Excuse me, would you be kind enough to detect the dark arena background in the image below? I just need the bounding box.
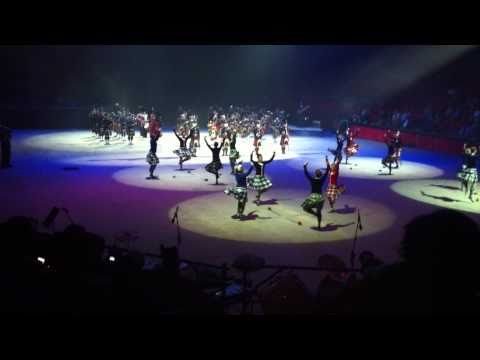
[1,45,480,316]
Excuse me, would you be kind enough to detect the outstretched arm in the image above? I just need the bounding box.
[246,165,254,176]
[265,152,276,164]
[303,162,312,181]
[204,136,212,150]
[174,129,181,140]
[325,155,331,171]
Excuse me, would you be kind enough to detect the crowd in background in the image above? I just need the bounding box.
[347,89,480,141]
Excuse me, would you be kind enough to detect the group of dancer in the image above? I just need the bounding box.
[88,103,478,227]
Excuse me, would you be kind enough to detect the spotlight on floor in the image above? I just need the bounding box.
[108,256,115,262]
[37,257,46,264]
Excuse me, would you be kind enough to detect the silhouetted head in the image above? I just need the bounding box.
[314,169,322,178]
[214,142,219,148]
[257,154,263,162]
[235,162,244,174]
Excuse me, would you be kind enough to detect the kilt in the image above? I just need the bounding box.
[344,144,359,156]
[146,152,159,165]
[248,175,272,191]
[301,192,324,210]
[326,184,345,202]
[205,160,223,173]
[229,148,240,160]
[127,129,135,137]
[173,147,193,158]
[224,186,248,202]
[458,168,478,183]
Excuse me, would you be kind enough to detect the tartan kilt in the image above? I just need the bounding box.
[459,168,478,183]
[326,184,345,202]
[205,160,223,173]
[248,175,272,191]
[224,186,248,202]
[127,129,135,137]
[301,193,324,210]
[344,143,359,156]
[146,152,159,165]
[173,147,193,158]
[229,148,240,160]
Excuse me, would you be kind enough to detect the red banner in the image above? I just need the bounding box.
[351,125,463,155]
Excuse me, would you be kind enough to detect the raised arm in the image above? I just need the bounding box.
[174,129,181,140]
[303,162,312,181]
[325,155,331,171]
[250,151,257,164]
[264,152,276,164]
[204,136,212,150]
[245,165,254,176]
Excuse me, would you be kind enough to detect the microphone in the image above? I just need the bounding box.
[171,206,179,224]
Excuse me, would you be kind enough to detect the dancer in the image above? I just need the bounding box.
[458,144,479,202]
[392,130,403,167]
[204,136,226,184]
[328,129,346,163]
[248,150,275,205]
[173,128,192,170]
[382,129,402,174]
[148,112,161,154]
[302,161,328,229]
[146,151,159,180]
[326,155,345,212]
[224,161,254,219]
[228,131,240,174]
[344,127,359,164]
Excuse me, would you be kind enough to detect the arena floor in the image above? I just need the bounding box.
[1,129,479,292]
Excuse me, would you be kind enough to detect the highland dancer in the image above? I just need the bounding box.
[173,128,192,170]
[344,127,359,164]
[458,144,479,202]
[146,151,159,180]
[326,155,345,212]
[382,129,402,174]
[248,150,275,205]
[302,161,328,229]
[328,129,346,163]
[228,131,240,174]
[205,136,226,184]
[224,161,254,219]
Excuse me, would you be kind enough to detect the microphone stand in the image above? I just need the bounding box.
[350,209,361,269]
[171,207,181,246]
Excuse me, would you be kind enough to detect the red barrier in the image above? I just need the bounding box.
[351,125,464,155]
